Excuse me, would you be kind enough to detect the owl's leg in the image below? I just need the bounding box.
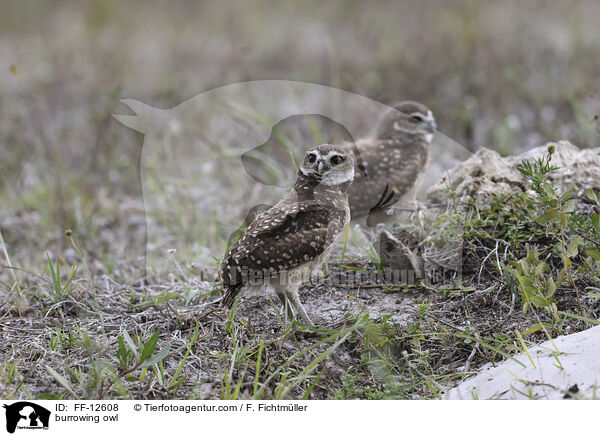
[273,285,294,323]
[286,287,314,327]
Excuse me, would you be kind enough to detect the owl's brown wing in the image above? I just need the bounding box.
[220,202,346,307]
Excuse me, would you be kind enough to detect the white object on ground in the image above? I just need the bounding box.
[445,325,600,399]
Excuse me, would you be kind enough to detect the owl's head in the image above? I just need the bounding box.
[299,144,355,187]
[375,101,436,142]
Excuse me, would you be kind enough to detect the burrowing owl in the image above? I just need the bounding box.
[220,144,355,326]
[347,101,436,225]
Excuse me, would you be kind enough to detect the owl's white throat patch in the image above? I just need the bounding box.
[320,167,354,186]
[393,121,412,133]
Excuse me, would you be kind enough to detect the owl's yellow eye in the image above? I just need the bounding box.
[308,153,317,163]
[331,155,344,165]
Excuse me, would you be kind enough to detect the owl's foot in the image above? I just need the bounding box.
[287,289,315,327]
[274,288,295,324]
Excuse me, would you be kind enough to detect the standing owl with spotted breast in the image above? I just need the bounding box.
[219,144,355,326]
[347,101,436,225]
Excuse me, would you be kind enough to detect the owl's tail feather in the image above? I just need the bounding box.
[221,284,243,309]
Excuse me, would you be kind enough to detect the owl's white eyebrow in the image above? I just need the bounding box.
[324,150,344,159]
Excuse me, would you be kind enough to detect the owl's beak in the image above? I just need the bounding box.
[317,160,329,174]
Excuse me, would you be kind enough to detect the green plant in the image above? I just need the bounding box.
[44,253,79,302]
[48,327,83,351]
[101,329,170,398]
[505,244,560,322]
[516,145,583,315]
[64,229,97,302]
[45,329,171,400]
[580,189,600,260]
[166,322,200,391]
[0,229,21,298]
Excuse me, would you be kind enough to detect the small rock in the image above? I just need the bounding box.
[427,141,600,206]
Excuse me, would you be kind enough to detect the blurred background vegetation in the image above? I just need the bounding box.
[1,0,600,273]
